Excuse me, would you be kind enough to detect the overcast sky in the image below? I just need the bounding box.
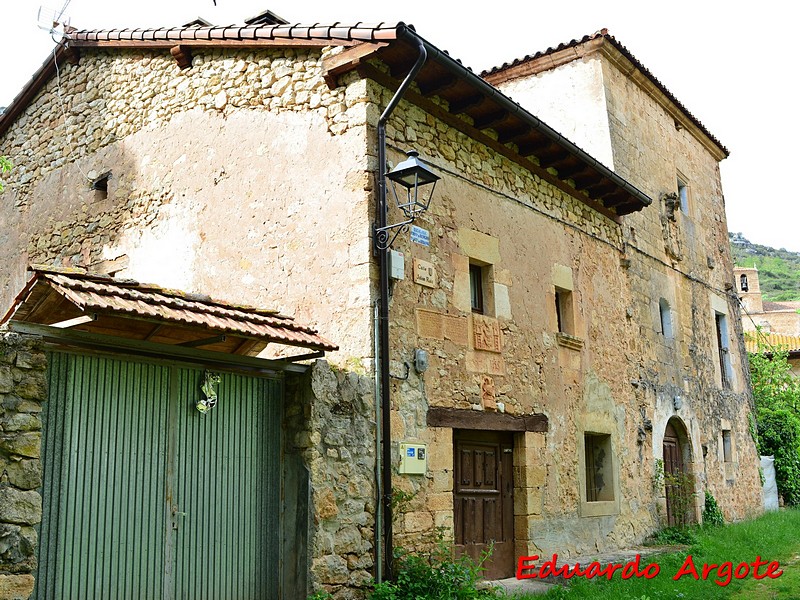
[1,0,797,252]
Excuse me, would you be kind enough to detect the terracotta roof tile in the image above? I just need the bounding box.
[67,22,403,45]
[481,30,728,157]
[745,331,800,354]
[4,265,338,352]
[762,301,800,312]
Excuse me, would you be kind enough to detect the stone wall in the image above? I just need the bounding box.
[370,42,762,561]
[285,361,376,599]
[0,46,375,363]
[1,45,380,598]
[0,332,46,600]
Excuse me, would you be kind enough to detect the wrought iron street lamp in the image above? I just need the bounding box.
[374,150,440,250]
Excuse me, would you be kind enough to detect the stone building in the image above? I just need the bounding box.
[0,16,761,599]
[734,266,800,336]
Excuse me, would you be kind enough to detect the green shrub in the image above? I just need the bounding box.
[701,490,724,527]
[757,407,800,505]
[370,542,501,600]
[643,525,697,546]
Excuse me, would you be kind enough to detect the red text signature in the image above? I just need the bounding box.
[517,554,783,587]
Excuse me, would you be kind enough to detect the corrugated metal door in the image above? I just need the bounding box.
[169,368,281,599]
[37,352,281,599]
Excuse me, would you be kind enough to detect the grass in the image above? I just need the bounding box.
[506,509,800,600]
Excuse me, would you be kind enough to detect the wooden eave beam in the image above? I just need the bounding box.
[557,162,592,179]
[537,148,572,168]
[515,138,552,157]
[170,45,192,69]
[600,192,631,208]
[357,62,621,222]
[496,125,532,144]
[321,41,388,89]
[448,94,485,115]
[582,182,618,200]
[387,56,420,80]
[417,73,459,97]
[472,109,509,130]
[573,174,611,191]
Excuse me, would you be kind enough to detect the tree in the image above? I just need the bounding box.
[748,330,800,505]
[0,155,10,192]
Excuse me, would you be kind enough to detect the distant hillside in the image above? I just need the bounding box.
[730,233,800,301]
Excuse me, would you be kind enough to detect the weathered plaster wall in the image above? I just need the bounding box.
[496,56,616,170]
[0,47,375,363]
[596,54,761,521]
[375,43,761,562]
[373,82,654,557]
[741,311,800,336]
[0,333,46,600]
[0,47,378,598]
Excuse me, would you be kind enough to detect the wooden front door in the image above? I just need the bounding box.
[454,430,514,579]
[663,422,694,527]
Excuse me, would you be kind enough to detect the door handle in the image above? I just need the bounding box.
[171,508,186,530]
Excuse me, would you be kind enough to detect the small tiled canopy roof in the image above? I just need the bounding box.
[2,266,338,354]
[0,21,652,219]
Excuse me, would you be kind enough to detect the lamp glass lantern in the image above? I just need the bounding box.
[386,150,440,219]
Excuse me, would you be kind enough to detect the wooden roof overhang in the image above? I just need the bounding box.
[323,29,652,219]
[2,267,337,368]
[0,22,651,219]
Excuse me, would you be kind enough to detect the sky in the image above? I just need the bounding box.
[1,0,797,251]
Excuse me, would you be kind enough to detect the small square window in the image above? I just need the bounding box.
[584,433,614,502]
[555,287,574,335]
[469,264,484,314]
[91,171,111,201]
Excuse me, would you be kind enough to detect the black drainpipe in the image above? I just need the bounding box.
[377,29,427,581]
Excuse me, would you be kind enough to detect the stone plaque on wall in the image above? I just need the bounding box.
[413,258,437,288]
[443,315,468,345]
[466,351,506,375]
[472,314,502,353]
[416,309,444,339]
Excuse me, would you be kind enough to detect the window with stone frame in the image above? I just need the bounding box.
[584,433,614,502]
[555,287,575,335]
[714,312,732,389]
[659,298,674,338]
[722,430,733,463]
[677,175,690,215]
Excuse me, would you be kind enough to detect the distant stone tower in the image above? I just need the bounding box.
[734,266,763,314]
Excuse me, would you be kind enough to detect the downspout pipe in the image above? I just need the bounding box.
[376,29,427,581]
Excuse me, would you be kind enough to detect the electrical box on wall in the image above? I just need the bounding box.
[399,443,427,475]
[389,250,405,280]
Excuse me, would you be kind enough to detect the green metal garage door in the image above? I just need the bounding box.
[36,352,281,599]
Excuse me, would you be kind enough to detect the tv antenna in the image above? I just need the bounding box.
[37,1,74,39]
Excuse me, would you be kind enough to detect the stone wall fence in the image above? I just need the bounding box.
[0,332,46,600]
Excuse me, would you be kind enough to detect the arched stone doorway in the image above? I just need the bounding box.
[662,418,695,527]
